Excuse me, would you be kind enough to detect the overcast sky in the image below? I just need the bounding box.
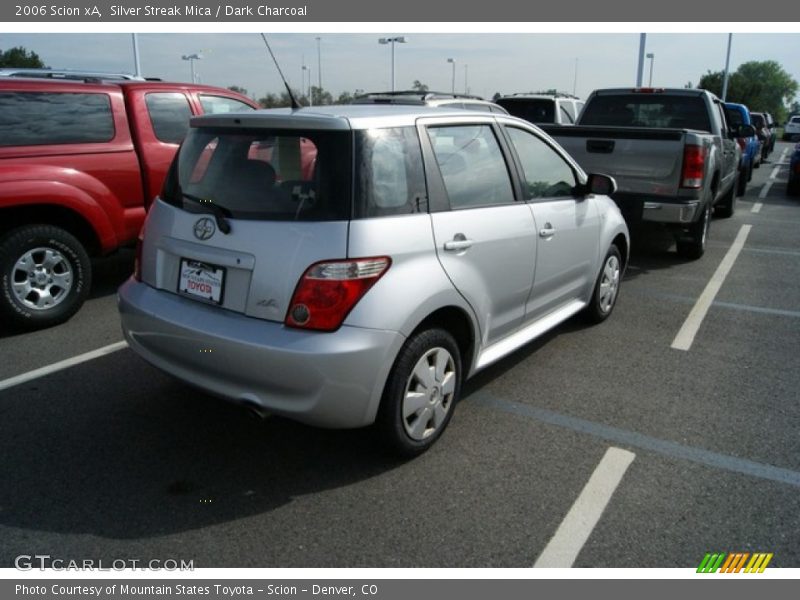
[2,33,798,102]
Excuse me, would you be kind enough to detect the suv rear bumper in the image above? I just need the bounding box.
[118,279,405,428]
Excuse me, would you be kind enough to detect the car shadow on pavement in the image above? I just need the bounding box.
[0,357,406,547]
[622,224,697,282]
[89,247,135,300]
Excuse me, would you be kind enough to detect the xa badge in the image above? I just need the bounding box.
[193,218,216,241]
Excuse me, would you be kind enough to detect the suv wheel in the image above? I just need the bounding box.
[0,225,91,330]
[677,203,711,260]
[377,328,461,457]
[735,167,747,197]
[584,245,622,324]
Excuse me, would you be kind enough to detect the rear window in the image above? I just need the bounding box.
[165,127,350,221]
[495,98,555,124]
[0,91,114,146]
[751,114,765,127]
[580,94,712,131]
[725,107,744,126]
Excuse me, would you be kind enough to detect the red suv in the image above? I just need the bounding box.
[0,76,257,329]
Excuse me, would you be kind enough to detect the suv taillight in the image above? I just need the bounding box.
[681,144,706,189]
[285,257,391,332]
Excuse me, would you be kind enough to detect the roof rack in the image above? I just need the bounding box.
[355,90,486,101]
[504,91,580,99]
[0,68,146,81]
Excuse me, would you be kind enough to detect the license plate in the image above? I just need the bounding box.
[178,259,225,305]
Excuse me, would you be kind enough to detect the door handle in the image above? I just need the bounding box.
[444,234,473,252]
[539,223,556,238]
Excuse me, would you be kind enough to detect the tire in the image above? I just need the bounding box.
[747,162,754,181]
[736,167,747,198]
[376,328,461,457]
[0,224,91,330]
[715,177,737,218]
[788,178,800,197]
[676,202,711,260]
[583,244,622,324]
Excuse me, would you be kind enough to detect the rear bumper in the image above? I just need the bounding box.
[612,193,701,225]
[118,279,406,428]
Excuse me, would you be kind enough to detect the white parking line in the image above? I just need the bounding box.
[533,447,635,568]
[671,224,752,351]
[769,148,789,180]
[0,341,128,393]
[752,181,773,213]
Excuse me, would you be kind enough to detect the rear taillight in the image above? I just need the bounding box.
[285,257,391,332]
[133,230,144,282]
[681,144,706,189]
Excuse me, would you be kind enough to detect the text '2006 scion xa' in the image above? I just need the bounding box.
[118,104,629,455]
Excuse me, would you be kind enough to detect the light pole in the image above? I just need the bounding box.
[722,33,733,101]
[316,36,322,93]
[378,36,407,92]
[181,53,203,84]
[464,64,468,95]
[447,58,456,94]
[646,52,655,86]
[573,58,578,96]
[636,33,646,87]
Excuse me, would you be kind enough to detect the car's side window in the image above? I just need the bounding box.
[427,124,515,209]
[199,94,255,114]
[506,127,577,199]
[145,92,192,144]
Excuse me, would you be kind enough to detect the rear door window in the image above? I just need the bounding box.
[0,91,114,146]
[505,127,577,199]
[427,124,515,209]
[145,92,193,144]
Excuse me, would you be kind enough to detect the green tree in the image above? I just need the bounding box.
[310,86,333,106]
[227,85,248,96]
[257,93,280,108]
[337,91,355,104]
[697,60,798,122]
[0,46,45,68]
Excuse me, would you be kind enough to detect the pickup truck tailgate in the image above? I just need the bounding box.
[543,126,686,196]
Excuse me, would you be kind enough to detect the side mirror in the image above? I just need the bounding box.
[736,124,756,138]
[577,173,617,197]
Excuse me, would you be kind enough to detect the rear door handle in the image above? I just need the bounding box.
[444,234,473,252]
[539,223,556,238]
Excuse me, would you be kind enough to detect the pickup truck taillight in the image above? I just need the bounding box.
[736,138,747,152]
[285,257,391,332]
[680,144,706,189]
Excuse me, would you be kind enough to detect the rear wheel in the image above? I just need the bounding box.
[676,203,711,260]
[0,225,91,330]
[376,328,461,457]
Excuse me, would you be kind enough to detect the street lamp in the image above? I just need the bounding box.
[447,58,456,94]
[646,52,655,87]
[181,52,203,84]
[316,36,322,93]
[378,36,407,92]
[464,64,468,95]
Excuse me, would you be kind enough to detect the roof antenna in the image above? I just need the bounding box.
[260,33,301,110]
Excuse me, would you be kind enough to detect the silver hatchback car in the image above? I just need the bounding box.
[118,105,629,455]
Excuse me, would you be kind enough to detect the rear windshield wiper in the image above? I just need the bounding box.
[179,190,232,235]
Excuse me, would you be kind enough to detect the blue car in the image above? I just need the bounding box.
[788,143,800,197]
[724,103,761,192]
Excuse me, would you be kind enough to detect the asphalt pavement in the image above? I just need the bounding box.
[1,141,798,568]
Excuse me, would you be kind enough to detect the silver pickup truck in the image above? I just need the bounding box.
[541,88,752,259]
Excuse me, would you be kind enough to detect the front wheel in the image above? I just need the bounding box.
[0,224,91,330]
[376,328,461,457]
[584,244,622,324]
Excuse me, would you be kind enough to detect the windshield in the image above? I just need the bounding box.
[580,94,712,131]
[496,98,556,123]
[163,127,352,221]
